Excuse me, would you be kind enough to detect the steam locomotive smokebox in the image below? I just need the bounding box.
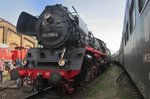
[17,4,90,49]
[36,5,71,48]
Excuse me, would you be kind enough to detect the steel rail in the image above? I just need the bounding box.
[23,86,53,99]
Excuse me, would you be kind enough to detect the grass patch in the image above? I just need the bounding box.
[70,65,135,99]
[113,90,133,99]
[86,69,113,97]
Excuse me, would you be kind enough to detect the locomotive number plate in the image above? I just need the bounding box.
[42,33,59,37]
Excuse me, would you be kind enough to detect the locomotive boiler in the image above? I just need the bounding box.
[10,4,110,94]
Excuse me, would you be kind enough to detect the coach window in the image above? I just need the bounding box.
[126,24,129,40]
[138,0,148,13]
[124,22,129,46]
[124,34,127,46]
[129,1,136,34]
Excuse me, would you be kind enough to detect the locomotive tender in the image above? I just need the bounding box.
[117,0,150,99]
[10,4,110,94]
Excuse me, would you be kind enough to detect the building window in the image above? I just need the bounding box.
[129,1,136,34]
[138,0,148,13]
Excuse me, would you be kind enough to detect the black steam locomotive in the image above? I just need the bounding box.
[10,4,110,94]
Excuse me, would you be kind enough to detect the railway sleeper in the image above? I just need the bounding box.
[116,71,126,83]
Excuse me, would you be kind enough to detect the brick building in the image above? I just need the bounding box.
[0,18,37,50]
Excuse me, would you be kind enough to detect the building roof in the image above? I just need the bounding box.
[0,18,16,28]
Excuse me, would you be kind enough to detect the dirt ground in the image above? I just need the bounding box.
[68,64,137,99]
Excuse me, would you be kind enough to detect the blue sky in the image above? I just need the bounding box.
[0,0,126,54]
[0,0,63,24]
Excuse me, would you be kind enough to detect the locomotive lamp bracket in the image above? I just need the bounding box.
[58,48,67,66]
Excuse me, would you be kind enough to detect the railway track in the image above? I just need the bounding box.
[23,86,53,99]
[0,81,16,91]
[23,86,69,99]
[0,65,140,99]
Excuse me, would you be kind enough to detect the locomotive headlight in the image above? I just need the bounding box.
[44,13,51,19]
[58,59,66,66]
